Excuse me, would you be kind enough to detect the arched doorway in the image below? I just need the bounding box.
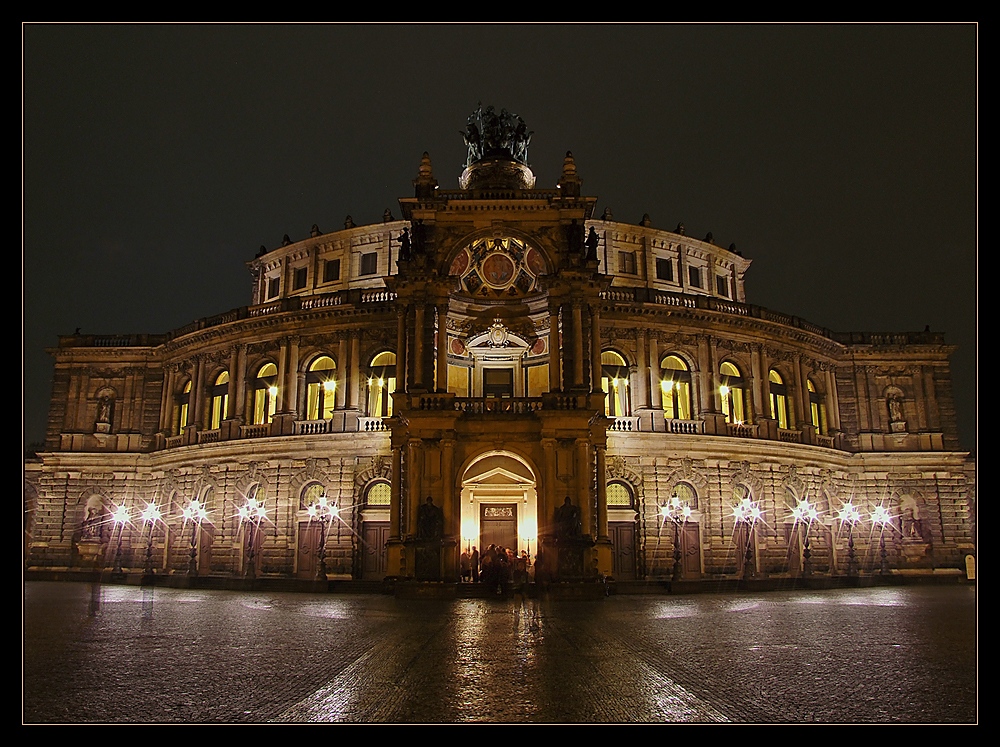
[459,451,539,561]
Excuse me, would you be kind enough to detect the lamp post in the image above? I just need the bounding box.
[837,501,862,577]
[660,491,692,581]
[182,498,209,576]
[731,496,762,581]
[306,494,337,581]
[110,504,130,579]
[791,497,820,577]
[871,504,894,576]
[140,501,163,578]
[239,495,267,579]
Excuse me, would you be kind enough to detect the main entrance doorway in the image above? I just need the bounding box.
[480,504,518,550]
[460,451,538,558]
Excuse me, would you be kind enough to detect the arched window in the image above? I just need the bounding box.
[606,480,634,508]
[719,361,747,424]
[306,356,337,420]
[300,481,326,510]
[366,481,391,506]
[366,351,396,417]
[210,371,230,429]
[601,351,631,417]
[253,363,279,425]
[174,380,191,435]
[808,379,828,435]
[673,481,699,510]
[768,369,789,429]
[660,354,692,420]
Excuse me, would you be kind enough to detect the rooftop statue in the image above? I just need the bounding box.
[462,103,533,168]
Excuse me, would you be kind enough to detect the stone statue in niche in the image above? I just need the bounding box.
[416,496,444,540]
[554,496,582,538]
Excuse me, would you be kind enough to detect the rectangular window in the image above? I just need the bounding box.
[618,251,637,275]
[267,277,280,299]
[716,275,729,297]
[324,258,341,283]
[655,257,673,281]
[293,267,307,290]
[688,267,702,288]
[360,252,378,276]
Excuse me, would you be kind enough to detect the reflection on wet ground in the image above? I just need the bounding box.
[23,582,976,724]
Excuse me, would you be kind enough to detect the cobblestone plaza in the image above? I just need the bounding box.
[23,581,976,724]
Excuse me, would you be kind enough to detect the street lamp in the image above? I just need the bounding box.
[110,504,130,578]
[731,495,762,580]
[182,498,209,576]
[791,497,820,577]
[871,504,894,576]
[140,501,163,578]
[660,491,692,581]
[238,495,267,579]
[306,493,338,581]
[837,500,863,577]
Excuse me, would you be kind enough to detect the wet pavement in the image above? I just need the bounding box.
[23,581,977,724]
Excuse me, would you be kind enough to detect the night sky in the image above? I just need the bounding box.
[22,24,977,451]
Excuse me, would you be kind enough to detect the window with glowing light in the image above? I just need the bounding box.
[768,369,789,429]
[606,481,634,507]
[366,481,391,506]
[300,481,325,510]
[174,380,192,435]
[305,355,337,420]
[808,379,828,435]
[719,361,747,424]
[210,371,230,429]
[660,354,692,420]
[366,351,396,417]
[673,482,698,510]
[601,350,631,417]
[252,363,279,425]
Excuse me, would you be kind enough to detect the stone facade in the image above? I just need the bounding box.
[24,121,975,584]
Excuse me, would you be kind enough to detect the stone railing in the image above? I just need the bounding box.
[727,422,758,439]
[165,435,184,449]
[778,428,803,444]
[608,416,639,432]
[241,423,271,439]
[295,419,332,435]
[666,418,703,435]
[197,429,221,444]
[358,417,389,432]
[454,398,544,415]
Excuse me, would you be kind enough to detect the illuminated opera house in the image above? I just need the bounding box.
[24,107,976,588]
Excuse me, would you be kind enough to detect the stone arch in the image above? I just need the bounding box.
[440,226,554,284]
[459,448,540,556]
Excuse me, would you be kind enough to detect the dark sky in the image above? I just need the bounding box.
[22,23,977,451]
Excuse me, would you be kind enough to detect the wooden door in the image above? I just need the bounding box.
[609,521,636,580]
[362,521,389,580]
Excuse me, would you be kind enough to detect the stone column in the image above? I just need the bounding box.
[697,336,714,414]
[750,344,766,423]
[233,344,247,424]
[286,336,300,415]
[576,439,592,538]
[548,302,561,392]
[436,303,449,393]
[227,346,240,420]
[595,444,608,540]
[407,439,423,538]
[390,444,402,540]
[276,338,289,412]
[349,332,361,410]
[159,366,174,432]
[649,333,662,410]
[826,367,841,432]
[590,303,602,393]
[336,337,348,409]
[413,303,426,390]
[572,301,585,388]
[635,329,650,409]
[189,357,204,428]
[396,306,408,396]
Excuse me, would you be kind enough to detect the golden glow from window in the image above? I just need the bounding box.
[720,361,746,424]
[367,351,396,417]
[253,363,279,425]
[210,371,230,429]
[606,481,632,507]
[768,369,789,429]
[660,354,691,420]
[367,482,391,506]
[808,378,828,435]
[306,355,337,420]
[601,350,630,417]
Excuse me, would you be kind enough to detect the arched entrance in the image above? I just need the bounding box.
[459,451,539,560]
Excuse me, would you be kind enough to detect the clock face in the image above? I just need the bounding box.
[449,236,546,298]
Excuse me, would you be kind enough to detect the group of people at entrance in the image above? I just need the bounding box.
[461,545,531,594]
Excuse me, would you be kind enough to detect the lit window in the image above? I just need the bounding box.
[306,356,337,420]
[660,354,692,420]
[366,351,396,417]
[808,379,828,435]
[174,380,191,435]
[601,350,631,417]
[210,371,230,429]
[768,369,789,429]
[366,482,391,506]
[253,363,279,425]
[606,481,633,507]
[720,361,747,424]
